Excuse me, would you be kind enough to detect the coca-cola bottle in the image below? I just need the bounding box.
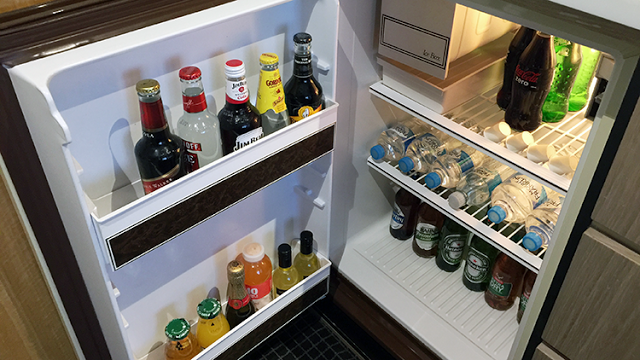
[504,32,555,131]
[496,26,536,110]
[218,60,263,155]
[134,79,185,195]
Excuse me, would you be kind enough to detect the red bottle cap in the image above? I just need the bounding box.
[179,66,202,80]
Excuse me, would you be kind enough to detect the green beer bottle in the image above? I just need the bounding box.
[436,218,469,272]
[462,236,499,291]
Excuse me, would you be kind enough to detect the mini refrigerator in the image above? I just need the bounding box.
[1,0,640,359]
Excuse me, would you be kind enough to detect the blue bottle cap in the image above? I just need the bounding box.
[522,232,543,251]
[370,145,385,160]
[487,206,507,223]
[425,172,442,189]
[398,157,414,173]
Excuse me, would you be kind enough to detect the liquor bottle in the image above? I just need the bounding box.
[164,318,200,360]
[134,79,185,195]
[412,203,445,258]
[487,174,549,224]
[256,53,290,135]
[389,188,421,240]
[225,260,256,329]
[505,32,555,131]
[463,236,499,291]
[424,146,486,189]
[236,243,273,310]
[293,230,320,279]
[196,298,230,349]
[517,270,537,323]
[497,26,536,110]
[218,59,263,155]
[436,218,469,272]
[284,32,324,123]
[273,243,300,297]
[542,38,582,122]
[370,118,429,162]
[568,47,601,111]
[485,253,526,310]
[176,66,223,173]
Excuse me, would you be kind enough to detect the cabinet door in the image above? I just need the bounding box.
[532,343,567,360]
[542,227,640,360]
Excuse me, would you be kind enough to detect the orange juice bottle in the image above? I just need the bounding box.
[236,243,273,310]
[164,318,200,360]
[196,298,230,349]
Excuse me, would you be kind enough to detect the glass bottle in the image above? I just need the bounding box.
[164,318,200,360]
[225,260,256,329]
[436,218,469,272]
[273,243,300,297]
[256,53,290,135]
[542,38,582,122]
[412,202,445,258]
[196,298,230,349]
[284,32,324,123]
[176,66,223,173]
[485,253,526,310]
[463,236,499,291]
[389,188,421,240]
[218,59,263,155]
[568,47,601,111]
[517,270,537,323]
[293,230,320,279]
[497,26,536,110]
[134,79,185,195]
[236,243,273,310]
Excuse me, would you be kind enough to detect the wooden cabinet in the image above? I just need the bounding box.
[532,343,567,360]
[542,227,640,360]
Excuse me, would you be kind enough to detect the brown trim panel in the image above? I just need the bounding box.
[109,125,335,268]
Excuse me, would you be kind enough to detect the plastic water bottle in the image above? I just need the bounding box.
[522,195,563,251]
[370,119,428,162]
[448,160,517,210]
[398,131,461,174]
[424,146,485,189]
[487,175,549,224]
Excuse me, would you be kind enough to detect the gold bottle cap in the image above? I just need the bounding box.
[227,260,245,283]
[136,79,160,95]
[259,53,279,65]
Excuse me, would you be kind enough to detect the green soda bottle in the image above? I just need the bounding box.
[436,218,469,272]
[542,38,582,122]
[568,47,601,112]
[462,236,499,291]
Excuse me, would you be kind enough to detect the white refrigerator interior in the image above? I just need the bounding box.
[7,0,640,359]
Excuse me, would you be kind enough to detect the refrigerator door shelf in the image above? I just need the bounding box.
[95,103,337,270]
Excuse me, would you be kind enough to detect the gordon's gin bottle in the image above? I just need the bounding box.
[505,32,555,131]
[218,60,263,155]
[176,66,223,172]
[134,79,185,195]
[256,53,290,135]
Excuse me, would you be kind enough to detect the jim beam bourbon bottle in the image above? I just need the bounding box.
[218,60,263,155]
[134,79,185,195]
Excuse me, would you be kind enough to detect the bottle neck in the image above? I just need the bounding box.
[138,95,169,132]
[293,52,313,77]
[181,79,207,113]
[225,75,250,105]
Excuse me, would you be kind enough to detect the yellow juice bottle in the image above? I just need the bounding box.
[196,298,230,349]
[164,318,200,360]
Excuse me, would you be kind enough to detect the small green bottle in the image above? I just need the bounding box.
[436,218,469,272]
[462,236,500,291]
[542,38,582,122]
[568,47,601,112]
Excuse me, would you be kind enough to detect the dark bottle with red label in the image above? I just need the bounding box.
[517,270,537,323]
[284,32,325,123]
[504,32,555,131]
[497,26,536,110]
[389,188,421,240]
[484,253,526,310]
[218,59,263,155]
[225,260,256,329]
[134,79,185,195]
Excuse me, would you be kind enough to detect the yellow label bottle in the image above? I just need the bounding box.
[256,53,290,135]
[196,298,230,349]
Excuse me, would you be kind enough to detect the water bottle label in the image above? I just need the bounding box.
[474,167,501,192]
[390,204,405,230]
[441,234,465,265]
[423,133,445,156]
[464,247,491,283]
[511,175,548,208]
[458,151,475,173]
[388,125,416,151]
[487,172,503,193]
[414,223,440,250]
[488,275,513,298]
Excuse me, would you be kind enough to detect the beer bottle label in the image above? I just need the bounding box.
[519,287,531,313]
[464,247,491,283]
[488,274,513,298]
[142,164,181,194]
[290,104,322,122]
[414,222,440,250]
[390,204,405,230]
[441,234,465,265]
[256,69,287,114]
[233,127,264,152]
[183,140,202,172]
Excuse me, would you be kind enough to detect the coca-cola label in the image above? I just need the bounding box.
[142,164,181,194]
[233,127,264,152]
[182,93,207,113]
[226,78,249,104]
[514,64,541,89]
[228,294,251,310]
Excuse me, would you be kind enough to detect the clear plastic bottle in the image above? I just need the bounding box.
[424,146,486,189]
[398,131,462,174]
[487,175,549,224]
[370,118,429,162]
[293,230,320,279]
[236,243,273,310]
[522,195,563,251]
[448,160,517,210]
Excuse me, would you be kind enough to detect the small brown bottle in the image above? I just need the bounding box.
[412,203,445,257]
[389,188,421,240]
[484,253,526,310]
[517,270,537,323]
[225,260,256,329]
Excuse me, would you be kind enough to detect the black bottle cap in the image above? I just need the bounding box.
[300,230,314,255]
[294,32,312,44]
[278,243,292,268]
